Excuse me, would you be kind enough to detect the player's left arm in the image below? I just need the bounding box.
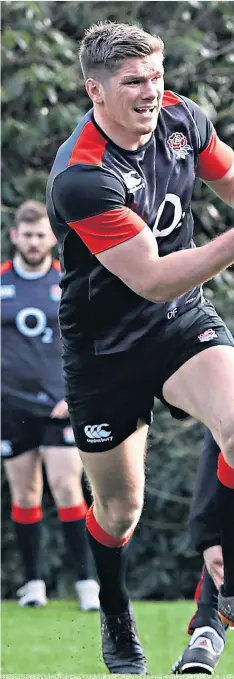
[182,96,234,207]
[204,158,234,207]
[198,133,234,207]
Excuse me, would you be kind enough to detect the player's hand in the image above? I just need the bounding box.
[50,399,69,419]
[203,545,224,590]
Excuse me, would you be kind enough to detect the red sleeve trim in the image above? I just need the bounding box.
[1,260,12,275]
[162,91,181,107]
[197,130,234,181]
[68,121,107,167]
[52,258,61,271]
[68,207,146,254]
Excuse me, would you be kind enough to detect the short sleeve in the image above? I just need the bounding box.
[182,96,234,180]
[52,165,146,254]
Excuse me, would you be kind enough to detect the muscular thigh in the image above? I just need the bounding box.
[41,445,83,487]
[40,419,84,505]
[4,450,43,503]
[65,350,154,454]
[163,344,234,449]
[63,351,151,520]
[78,423,148,506]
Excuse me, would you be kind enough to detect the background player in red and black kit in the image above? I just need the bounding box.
[47,22,234,674]
[1,200,99,611]
[173,430,228,675]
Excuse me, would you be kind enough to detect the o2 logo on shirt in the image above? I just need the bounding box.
[153,193,185,238]
[16,307,53,343]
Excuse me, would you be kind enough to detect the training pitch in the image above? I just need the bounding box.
[2,600,233,678]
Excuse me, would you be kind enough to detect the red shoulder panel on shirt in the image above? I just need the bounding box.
[197,130,234,181]
[52,259,61,271]
[162,91,182,107]
[1,260,13,275]
[68,121,107,167]
[68,207,146,254]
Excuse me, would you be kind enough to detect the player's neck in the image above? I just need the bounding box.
[13,253,52,275]
[93,111,152,151]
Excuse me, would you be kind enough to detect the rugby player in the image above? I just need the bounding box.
[1,200,99,611]
[173,430,227,674]
[47,22,234,674]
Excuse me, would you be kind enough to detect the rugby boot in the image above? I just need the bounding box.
[75,578,100,611]
[218,585,234,627]
[100,603,147,674]
[171,626,225,675]
[16,580,47,607]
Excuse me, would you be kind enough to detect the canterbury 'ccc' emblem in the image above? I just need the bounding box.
[84,424,113,441]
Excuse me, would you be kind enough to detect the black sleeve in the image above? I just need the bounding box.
[52,164,127,223]
[188,429,220,554]
[181,96,214,152]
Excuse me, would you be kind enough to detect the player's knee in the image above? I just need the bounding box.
[13,487,41,507]
[101,494,143,538]
[9,473,41,506]
[50,474,83,506]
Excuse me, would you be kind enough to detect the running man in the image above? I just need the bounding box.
[47,22,234,673]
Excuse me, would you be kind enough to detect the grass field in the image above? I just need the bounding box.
[2,600,233,678]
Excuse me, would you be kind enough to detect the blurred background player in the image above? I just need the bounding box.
[172,429,228,675]
[1,199,99,611]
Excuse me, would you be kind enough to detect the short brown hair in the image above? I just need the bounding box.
[14,200,47,228]
[79,21,164,79]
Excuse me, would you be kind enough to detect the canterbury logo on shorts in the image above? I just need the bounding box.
[84,423,113,444]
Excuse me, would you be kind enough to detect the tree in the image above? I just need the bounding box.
[2,0,234,599]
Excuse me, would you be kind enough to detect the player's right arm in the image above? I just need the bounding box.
[52,165,234,304]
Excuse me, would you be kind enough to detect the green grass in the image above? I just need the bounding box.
[2,600,233,677]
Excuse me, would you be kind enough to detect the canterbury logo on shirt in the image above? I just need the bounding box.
[123,170,145,193]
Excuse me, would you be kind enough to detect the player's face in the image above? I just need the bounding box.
[88,52,164,148]
[11,217,56,267]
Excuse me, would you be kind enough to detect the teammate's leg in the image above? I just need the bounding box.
[163,344,234,625]
[4,450,47,606]
[172,429,226,674]
[42,444,99,610]
[173,567,226,676]
[188,429,225,636]
[77,422,148,674]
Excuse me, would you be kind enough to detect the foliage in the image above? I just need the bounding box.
[1,1,234,599]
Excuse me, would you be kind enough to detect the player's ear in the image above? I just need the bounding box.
[10,227,17,245]
[85,78,105,104]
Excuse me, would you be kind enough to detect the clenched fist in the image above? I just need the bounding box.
[203,545,224,590]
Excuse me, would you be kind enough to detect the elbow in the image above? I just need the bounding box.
[136,282,168,304]
[123,260,171,303]
[136,260,172,303]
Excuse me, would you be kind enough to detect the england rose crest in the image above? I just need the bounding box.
[167,132,192,159]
